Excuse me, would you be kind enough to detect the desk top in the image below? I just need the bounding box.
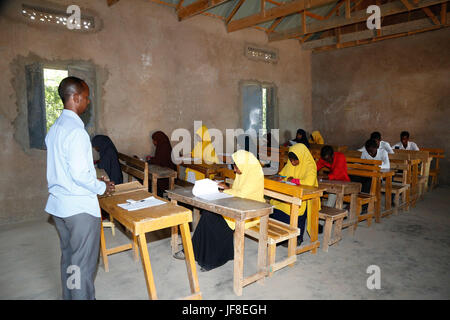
[318,179,361,194]
[148,164,177,177]
[264,176,325,199]
[380,169,396,177]
[99,190,191,235]
[166,186,273,221]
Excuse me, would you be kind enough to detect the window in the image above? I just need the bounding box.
[44,68,68,132]
[25,62,97,149]
[240,81,278,136]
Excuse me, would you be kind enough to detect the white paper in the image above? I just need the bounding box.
[117,196,166,211]
[192,178,233,201]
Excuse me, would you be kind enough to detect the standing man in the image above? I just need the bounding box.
[45,76,115,300]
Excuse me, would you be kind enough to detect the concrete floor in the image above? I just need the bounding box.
[1,187,449,300]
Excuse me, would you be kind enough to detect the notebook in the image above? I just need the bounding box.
[117,196,166,211]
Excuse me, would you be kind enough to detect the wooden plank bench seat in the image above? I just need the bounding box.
[318,206,348,252]
[245,219,299,276]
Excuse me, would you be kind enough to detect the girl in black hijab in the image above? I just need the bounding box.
[293,129,310,148]
[92,135,123,185]
[149,131,176,196]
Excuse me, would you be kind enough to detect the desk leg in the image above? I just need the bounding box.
[169,177,175,190]
[192,208,200,232]
[375,178,382,223]
[233,221,245,296]
[257,215,268,283]
[385,176,392,214]
[137,233,158,300]
[180,222,201,296]
[132,235,139,261]
[335,192,344,209]
[349,193,358,236]
[152,177,158,196]
[170,199,180,255]
[310,198,319,254]
[100,221,109,272]
[289,204,300,264]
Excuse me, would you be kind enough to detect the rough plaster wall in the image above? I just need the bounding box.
[311,28,450,185]
[0,0,312,224]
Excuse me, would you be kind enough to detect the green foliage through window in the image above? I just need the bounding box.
[44,68,68,132]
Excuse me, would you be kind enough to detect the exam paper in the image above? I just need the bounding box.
[192,178,233,201]
[117,196,166,211]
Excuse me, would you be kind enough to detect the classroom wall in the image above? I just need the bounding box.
[311,28,450,185]
[0,0,312,225]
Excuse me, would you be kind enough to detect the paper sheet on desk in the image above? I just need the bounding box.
[117,196,166,211]
[192,178,233,201]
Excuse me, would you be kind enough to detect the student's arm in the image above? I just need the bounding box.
[67,129,106,195]
[411,142,419,151]
[327,154,347,180]
[381,150,390,169]
[382,141,394,154]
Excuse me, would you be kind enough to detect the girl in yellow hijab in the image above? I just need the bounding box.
[309,130,324,144]
[191,150,264,271]
[185,125,220,182]
[270,143,319,245]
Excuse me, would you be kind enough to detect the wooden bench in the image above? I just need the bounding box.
[394,150,431,200]
[216,168,302,277]
[319,206,348,252]
[118,152,149,189]
[310,143,348,153]
[343,156,380,226]
[421,148,444,190]
[387,156,411,214]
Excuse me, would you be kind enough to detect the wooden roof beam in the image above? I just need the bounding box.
[178,0,233,21]
[268,0,448,42]
[227,0,338,32]
[305,15,450,51]
[226,0,246,24]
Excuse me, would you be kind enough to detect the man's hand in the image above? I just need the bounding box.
[104,181,115,195]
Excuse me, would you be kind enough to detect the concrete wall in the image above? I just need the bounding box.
[0,0,312,224]
[312,28,450,185]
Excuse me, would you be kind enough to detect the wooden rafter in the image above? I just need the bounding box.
[345,0,351,19]
[441,2,448,24]
[226,0,246,24]
[399,0,414,10]
[178,0,233,21]
[227,0,339,32]
[176,0,185,10]
[267,17,285,33]
[269,0,448,42]
[422,7,441,24]
[303,15,450,51]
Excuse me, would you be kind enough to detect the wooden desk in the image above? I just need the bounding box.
[318,179,361,233]
[379,169,395,219]
[148,164,177,195]
[98,189,201,300]
[166,186,272,296]
[177,161,228,180]
[265,176,324,255]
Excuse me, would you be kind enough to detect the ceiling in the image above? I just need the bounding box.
[108,0,449,52]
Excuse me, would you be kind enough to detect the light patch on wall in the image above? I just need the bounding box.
[140,53,152,82]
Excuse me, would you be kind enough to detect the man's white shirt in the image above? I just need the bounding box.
[393,141,419,151]
[358,140,394,154]
[45,109,106,218]
[361,147,390,169]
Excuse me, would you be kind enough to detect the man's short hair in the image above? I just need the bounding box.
[320,145,334,159]
[370,131,381,140]
[58,76,86,104]
[365,139,378,150]
[400,131,410,139]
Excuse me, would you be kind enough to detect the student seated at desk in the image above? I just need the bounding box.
[393,131,419,151]
[286,129,310,148]
[185,125,219,183]
[148,131,176,197]
[309,130,324,145]
[358,131,394,154]
[361,139,390,169]
[270,143,320,246]
[92,135,123,185]
[316,145,350,207]
[190,150,264,272]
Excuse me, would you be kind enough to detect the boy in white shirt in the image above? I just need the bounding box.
[358,131,394,154]
[361,139,390,169]
[393,131,419,151]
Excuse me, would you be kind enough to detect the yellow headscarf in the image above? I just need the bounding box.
[309,131,324,144]
[269,143,318,235]
[185,125,219,181]
[223,150,264,230]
